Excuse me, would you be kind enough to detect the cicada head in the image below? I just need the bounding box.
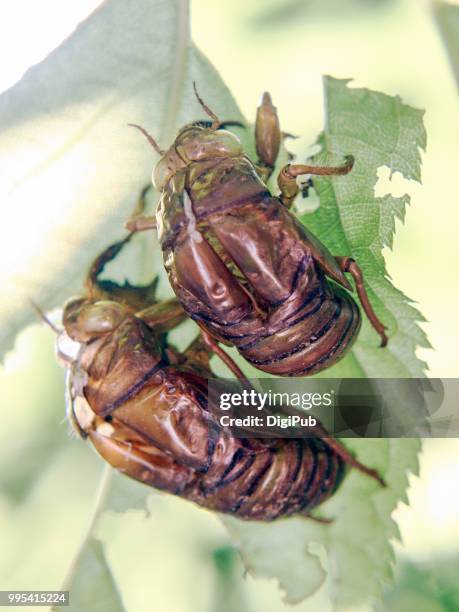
[62,298,127,343]
[175,125,243,162]
[152,125,243,191]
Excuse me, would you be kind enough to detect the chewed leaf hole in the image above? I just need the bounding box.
[374,165,419,198]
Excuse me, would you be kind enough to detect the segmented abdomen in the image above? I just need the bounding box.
[238,284,361,376]
[187,435,345,520]
[157,157,361,377]
[89,397,345,520]
[75,325,345,520]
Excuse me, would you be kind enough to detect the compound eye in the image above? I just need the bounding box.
[180,129,243,161]
[63,300,126,342]
[211,130,244,156]
[153,157,171,191]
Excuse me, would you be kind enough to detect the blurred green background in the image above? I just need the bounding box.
[0,0,458,610]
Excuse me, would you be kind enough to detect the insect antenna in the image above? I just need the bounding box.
[193,82,220,129]
[128,123,165,155]
[29,299,60,334]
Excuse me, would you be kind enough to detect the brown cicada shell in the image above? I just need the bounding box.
[51,235,384,521]
[128,87,388,377]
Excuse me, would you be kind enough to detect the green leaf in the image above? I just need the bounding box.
[100,470,152,515]
[431,1,459,88]
[222,515,327,603]
[57,466,134,612]
[248,0,393,30]
[58,538,126,612]
[0,324,67,502]
[381,555,459,611]
[208,547,254,612]
[222,77,428,607]
[223,439,421,606]
[0,0,246,362]
[307,76,429,379]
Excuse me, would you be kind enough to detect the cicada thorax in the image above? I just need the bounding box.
[157,153,361,376]
[64,302,213,466]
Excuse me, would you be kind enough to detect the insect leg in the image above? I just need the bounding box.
[125,185,157,232]
[335,256,388,347]
[271,404,385,487]
[183,335,212,370]
[87,184,158,292]
[304,417,385,486]
[136,298,187,334]
[183,335,257,388]
[319,435,386,487]
[301,513,333,524]
[125,216,157,232]
[85,233,134,295]
[131,184,153,217]
[88,424,193,493]
[84,228,160,310]
[255,92,281,181]
[200,330,250,383]
[277,156,354,208]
